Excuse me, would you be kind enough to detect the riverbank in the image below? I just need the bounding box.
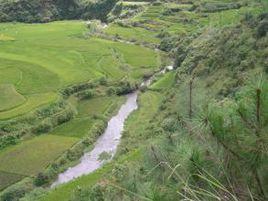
[51,64,174,187]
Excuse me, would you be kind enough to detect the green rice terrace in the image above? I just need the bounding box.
[0,0,267,200]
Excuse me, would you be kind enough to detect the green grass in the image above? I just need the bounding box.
[0,92,58,120]
[119,91,162,150]
[129,1,264,36]
[165,3,192,10]
[0,57,60,95]
[0,171,25,191]
[49,118,94,138]
[39,149,141,201]
[150,71,176,90]
[0,34,15,41]
[105,24,160,44]
[50,96,125,138]
[77,96,116,118]
[0,21,159,86]
[122,1,149,6]
[0,135,79,176]
[38,92,161,201]
[0,21,159,119]
[0,84,26,112]
[200,6,265,27]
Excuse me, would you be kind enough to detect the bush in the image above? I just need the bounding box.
[82,0,118,22]
[110,2,123,17]
[0,179,33,201]
[198,2,242,13]
[256,20,268,38]
[114,80,137,95]
[32,120,52,134]
[161,117,178,132]
[76,89,95,100]
[34,173,49,187]
[0,135,18,150]
[61,82,94,97]
[159,36,179,52]
[107,87,117,95]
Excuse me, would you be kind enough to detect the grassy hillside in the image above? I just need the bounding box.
[0,135,79,190]
[0,21,159,119]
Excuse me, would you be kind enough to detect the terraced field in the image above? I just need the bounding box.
[0,84,26,112]
[150,71,176,90]
[0,21,159,119]
[106,0,265,42]
[0,135,79,189]
[0,171,24,191]
[0,19,160,192]
[105,24,160,44]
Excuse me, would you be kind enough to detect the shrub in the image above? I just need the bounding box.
[114,80,137,95]
[107,87,117,95]
[34,173,49,187]
[0,135,18,150]
[161,117,178,132]
[76,89,95,100]
[0,179,33,201]
[110,2,123,17]
[256,20,268,38]
[159,36,179,52]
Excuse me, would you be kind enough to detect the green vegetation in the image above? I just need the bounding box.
[0,21,159,118]
[50,96,125,138]
[0,93,58,120]
[0,34,14,41]
[38,150,141,201]
[0,84,25,112]
[77,96,119,118]
[0,0,118,23]
[105,24,160,44]
[30,1,268,201]
[118,91,163,152]
[0,135,78,176]
[0,171,24,191]
[49,118,94,138]
[0,0,267,200]
[150,71,176,90]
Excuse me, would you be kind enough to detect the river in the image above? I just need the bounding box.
[51,92,138,187]
[51,66,173,187]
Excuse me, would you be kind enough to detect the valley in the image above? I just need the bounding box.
[0,0,267,201]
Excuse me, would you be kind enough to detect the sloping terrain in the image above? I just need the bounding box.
[0,0,267,201]
[33,1,268,201]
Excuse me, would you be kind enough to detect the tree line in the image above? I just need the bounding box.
[0,0,118,23]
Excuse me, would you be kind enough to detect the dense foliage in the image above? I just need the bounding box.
[0,0,118,22]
